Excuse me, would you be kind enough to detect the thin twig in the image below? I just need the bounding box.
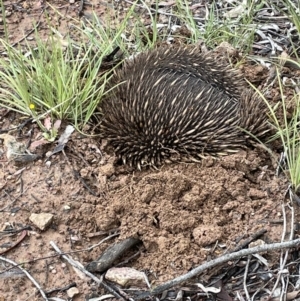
[0,256,49,301]
[288,192,295,242]
[229,228,267,253]
[135,238,300,299]
[0,11,44,54]
[0,233,119,275]
[280,198,295,301]
[73,169,99,196]
[78,0,85,16]
[49,241,124,300]
[45,282,76,295]
[123,0,202,20]
[243,256,251,301]
[116,250,141,267]
[0,186,29,212]
[271,202,289,300]
[85,232,120,251]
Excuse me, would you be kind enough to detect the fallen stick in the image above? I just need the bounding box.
[136,238,300,299]
[49,241,124,300]
[0,255,49,301]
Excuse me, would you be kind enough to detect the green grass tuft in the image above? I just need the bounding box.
[251,65,300,193]
[0,1,141,138]
[0,34,114,135]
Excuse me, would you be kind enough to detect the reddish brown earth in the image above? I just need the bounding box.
[1,1,300,301]
[0,124,292,301]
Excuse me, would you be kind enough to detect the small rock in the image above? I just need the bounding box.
[5,10,12,17]
[31,232,42,239]
[29,213,54,231]
[98,162,115,177]
[70,235,80,242]
[45,151,52,158]
[45,161,51,167]
[80,168,90,178]
[63,205,71,211]
[105,267,148,288]
[67,287,79,298]
[249,239,265,248]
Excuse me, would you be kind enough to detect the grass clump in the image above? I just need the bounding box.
[256,66,300,195]
[0,34,113,138]
[199,1,258,53]
[0,0,141,139]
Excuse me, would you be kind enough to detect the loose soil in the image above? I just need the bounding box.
[1,1,300,301]
[0,126,292,301]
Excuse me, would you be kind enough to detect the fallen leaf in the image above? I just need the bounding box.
[0,230,28,255]
[29,138,49,151]
[44,116,52,131]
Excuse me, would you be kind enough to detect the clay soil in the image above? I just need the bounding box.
[0,1,300,301]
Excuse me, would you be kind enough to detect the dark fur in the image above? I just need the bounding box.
[100,47,269,169]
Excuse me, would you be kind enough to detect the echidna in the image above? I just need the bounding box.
[100,46,269,169]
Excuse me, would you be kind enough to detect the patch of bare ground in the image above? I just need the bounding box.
[0,121,295,300]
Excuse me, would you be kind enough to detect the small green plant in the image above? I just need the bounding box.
[253,66,300,193]
[173,0,201,43]
[0,0,142,139]
[80,1,165,54]
[200,1,257,53]
[0,34,114,138]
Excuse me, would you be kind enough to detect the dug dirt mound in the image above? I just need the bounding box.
[80,147,287,284]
